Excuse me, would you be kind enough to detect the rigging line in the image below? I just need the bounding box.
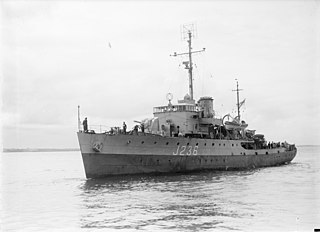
[197,53,210,97]
[167,56,181,94]
[172,55,187,95]
[193,63,203,97]
[199,52,205,96]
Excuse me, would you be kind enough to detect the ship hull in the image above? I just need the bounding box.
[77,132,297,178]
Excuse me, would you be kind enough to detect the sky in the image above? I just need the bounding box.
[1,0,320,148]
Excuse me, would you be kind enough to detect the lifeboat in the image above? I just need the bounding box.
[223,114,248,130]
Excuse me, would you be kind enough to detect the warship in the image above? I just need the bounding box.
[77,27,297,178]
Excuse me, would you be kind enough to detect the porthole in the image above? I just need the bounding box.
[177,142,180,146]
[141,141,144,144]
[187,143,189,146]
[196,143,199,146]
[244,153,246,155]
[266,152,268,155]
[224,144,225,146]
[154,141,157,144]
[166,142,169,145]
[219,144,221,146]
[204,143,206,146]
[212,143,215,146]
[255,152,258,155]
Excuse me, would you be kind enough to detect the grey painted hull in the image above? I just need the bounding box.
[77,132,297,178]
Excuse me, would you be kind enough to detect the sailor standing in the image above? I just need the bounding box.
[134,125,139,135]
[123,122,127,134]
[83,117,88,132]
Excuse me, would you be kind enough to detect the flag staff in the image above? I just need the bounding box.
[78,105,81,132]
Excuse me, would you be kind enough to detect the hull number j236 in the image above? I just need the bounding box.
[173,145,199,156]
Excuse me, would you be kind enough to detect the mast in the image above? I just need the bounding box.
[171,24,205,101]
[232,79,243,121]
[187,31,193,100]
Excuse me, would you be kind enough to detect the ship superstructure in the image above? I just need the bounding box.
[77,26,296,178]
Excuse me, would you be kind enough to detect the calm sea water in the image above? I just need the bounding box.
[1,146,319,232]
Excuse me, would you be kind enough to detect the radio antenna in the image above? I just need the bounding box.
[170,23,205,100]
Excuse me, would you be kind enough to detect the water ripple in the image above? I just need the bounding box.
[2,148,319,231]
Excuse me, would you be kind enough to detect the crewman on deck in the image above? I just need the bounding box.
[83,117,88,132]
[134,125,139,135]
[123,122,127,134]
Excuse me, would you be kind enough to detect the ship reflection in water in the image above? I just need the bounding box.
[79,170,259,231]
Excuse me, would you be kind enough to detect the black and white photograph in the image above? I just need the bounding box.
[1,0,319,231]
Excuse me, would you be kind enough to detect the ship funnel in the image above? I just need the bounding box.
[198,97,214,118]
